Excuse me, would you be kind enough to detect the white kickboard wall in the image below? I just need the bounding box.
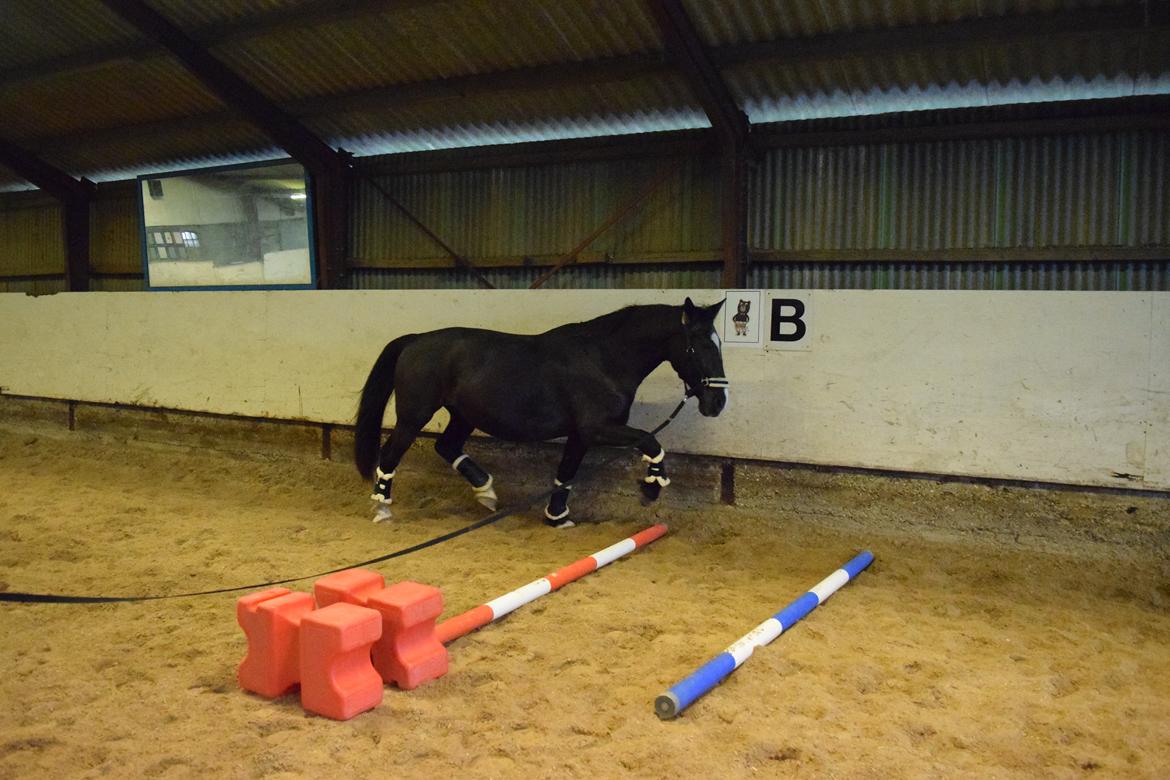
[1,290,1166,491]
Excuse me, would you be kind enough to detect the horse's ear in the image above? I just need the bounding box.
[706,299,726,316]
[682,296,697,325]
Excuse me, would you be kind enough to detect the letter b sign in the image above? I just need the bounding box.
[770,298,807,343]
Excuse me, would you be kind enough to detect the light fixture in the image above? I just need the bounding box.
[289,192,307,200]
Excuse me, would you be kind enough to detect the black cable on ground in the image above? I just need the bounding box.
[0,397,691,605]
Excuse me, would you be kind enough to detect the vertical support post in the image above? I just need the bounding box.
[312,162,350,290]
[720,140,748,288]
[647,0,750,289]
[63,194,92,291]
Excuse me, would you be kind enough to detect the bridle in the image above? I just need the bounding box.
[681,317,730,398]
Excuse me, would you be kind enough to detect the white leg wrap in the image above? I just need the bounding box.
[544,506,570,521]
[643,475,672,487]
[451,454,469,471]
[473,475,497,510]
[371,467,396,502]
[642,448,665,464]
[546,512,575,529]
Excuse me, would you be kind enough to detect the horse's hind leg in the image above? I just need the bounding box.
[370,403,433,523]
[545,434,586,529]
[435,410,497,510]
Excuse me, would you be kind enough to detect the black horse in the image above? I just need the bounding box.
[354,297,728,527]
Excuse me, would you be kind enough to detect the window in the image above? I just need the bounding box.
[147,229,196,261]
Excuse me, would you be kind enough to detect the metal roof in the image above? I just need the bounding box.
[0,0,1167,186]
[681,0,1132,42]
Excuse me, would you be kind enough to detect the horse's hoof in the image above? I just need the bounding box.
[544,517,576,529]
[474,484,498,511]
[371,503,394,523]
[640,481,662,504]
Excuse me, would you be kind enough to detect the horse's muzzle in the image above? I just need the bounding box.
[698,388,727,417]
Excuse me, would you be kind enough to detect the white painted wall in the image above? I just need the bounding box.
[1,290,1165,490]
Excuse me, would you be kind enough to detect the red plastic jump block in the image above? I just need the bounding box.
[367,581,449,690]
[313,568,386,608]
[299,602,385,720]
[237,588,315,698]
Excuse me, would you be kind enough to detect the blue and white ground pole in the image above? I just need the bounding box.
[655,550,874,720]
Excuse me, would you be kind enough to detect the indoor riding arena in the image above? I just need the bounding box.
[1,2,1169,779]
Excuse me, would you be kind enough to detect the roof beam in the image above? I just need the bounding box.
[361,128,713,175]
[0,137,93,202]
[645,0,747,146]
[752,109,1170,148]
[96,0,344,176]
[0,0,448,89]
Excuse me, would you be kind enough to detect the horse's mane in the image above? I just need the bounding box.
[545,304,671,339]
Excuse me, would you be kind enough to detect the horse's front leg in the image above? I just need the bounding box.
[545,434,586,528]
[581,424,670,504]
[435,410,497,510]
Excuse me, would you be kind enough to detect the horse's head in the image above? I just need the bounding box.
[670,297,729,417]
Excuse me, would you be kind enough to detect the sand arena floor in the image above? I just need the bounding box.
[1,425,1169,779]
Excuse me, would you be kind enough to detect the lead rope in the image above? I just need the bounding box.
[0,397,695,605]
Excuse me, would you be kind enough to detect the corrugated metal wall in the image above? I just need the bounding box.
[90,183,142,275]
[748,260,1168,291]
[0,198,64,281]
[1,129,1167,293]
[347,128,1167,291]
[348,262,723,290]
[0,186,145,293]
[749,131,1169,253]
[349,260,1167,292]
[351,156,720,269]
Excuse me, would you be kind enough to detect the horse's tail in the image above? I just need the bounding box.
[354,335,416,479]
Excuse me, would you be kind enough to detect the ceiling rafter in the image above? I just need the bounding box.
[645,0,747,145]
[96,0,345,174]
[0,136,94,201]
